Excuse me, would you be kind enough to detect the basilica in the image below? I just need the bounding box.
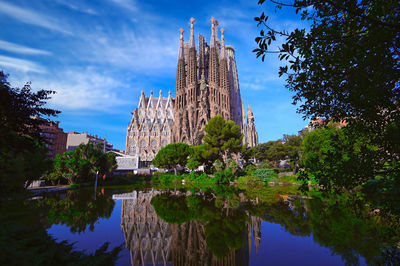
[126,17,258,165]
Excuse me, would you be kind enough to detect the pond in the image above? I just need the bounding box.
[17,185,400,265]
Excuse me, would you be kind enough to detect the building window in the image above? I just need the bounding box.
[140,140,146,148]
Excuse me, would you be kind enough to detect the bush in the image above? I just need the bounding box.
[275,168,293,173]
[152,174,181,184]
[254,168,276,182]
[245,164,257,175]
[277,175,299,184]
[214,170,234,184]
[226,159,239,175]
[257,161,276,169]
[213,159,224,172]
[185,172,215,184]
[237,175,261,184]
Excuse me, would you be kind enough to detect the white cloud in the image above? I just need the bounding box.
[109,0,137,11]
[0,40,52,55]
[0,1,72,35]
[79,26,178,72]
[0,55,46,73]
[55,0,98,15]
[32,68,130,111]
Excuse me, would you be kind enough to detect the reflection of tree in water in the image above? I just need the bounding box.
[306,198,400,265]
[1,199,120,264]
[36,189,115,233]
[119,188,400,266]
[250,194,400,265]
[119,189,263,266]
[247,195,311,237]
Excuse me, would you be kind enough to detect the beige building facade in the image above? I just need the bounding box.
[125,90,174,166]
[66,131,113,152]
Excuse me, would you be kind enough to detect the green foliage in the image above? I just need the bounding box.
[36,189,115,233]
[257,161,276,169]
[0,200,120,265]
[150,194,191,224]
[49,143,117,184]
[203,115,244,162]
[0,133,51,194]
[185,172,215,184]
[254,168,276,181]
[254,1,399,132]
[245,164,256,174]
[254,1,400,194]
[214,170,234,184]
[0,72,59,195]
[249,134,303,165]
[213,159,224,172]
[226,158,239,175]
[187,144,218,171]
[237,175,261,184]
[362,174,400,215]
[151,173,182,184]
[300,125,378,192]
[275,175,299,184]
[151,191,248,258]
[153,142,190,175]
[305,197,400,265]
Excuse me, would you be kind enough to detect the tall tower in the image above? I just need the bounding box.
[246,104,258,147]
[208,17,220,118]
[187,17,198,144]
[172,17,256,146]
[173,28,188,143]
[219,27,231,120]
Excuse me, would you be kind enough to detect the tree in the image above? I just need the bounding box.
[254,0,400,189]
[187,144,218,171]
[248,134,302,166]
[300,124,377,192]
[203,115,244,163]
[51,143,117,184]
[0,71,59,194]
[254,0,399,127]
[152,142,190,175]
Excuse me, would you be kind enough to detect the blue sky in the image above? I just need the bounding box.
[0,0,309,150]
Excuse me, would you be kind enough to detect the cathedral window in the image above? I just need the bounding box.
[140,140,146,148]
[162,139,167,147]
[129,141,136,154]
[151,140,157,147]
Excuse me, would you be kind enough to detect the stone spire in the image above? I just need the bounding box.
[198,34,206,75]
[214,19,219,44]
[248,103,254,121]
[241,102,246,131]
[187,18,197,87]
[209,17,219,85]
[246,103,258,147]
[220,28,225,58]
[189,17,195,48]
[219,27,230,120]
[210,17,216,47]
[178,28,184,59]
[175,28,186,107]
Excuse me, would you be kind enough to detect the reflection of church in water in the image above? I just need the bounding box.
[116,190,262,266]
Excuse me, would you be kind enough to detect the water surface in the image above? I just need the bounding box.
[37,185,399,265]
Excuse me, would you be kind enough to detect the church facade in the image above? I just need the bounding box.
[126,17,258,165]
[125,90,174,166]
